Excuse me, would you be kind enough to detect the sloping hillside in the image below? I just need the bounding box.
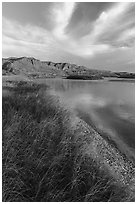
[2,57,135,79]
[2,57,64,78]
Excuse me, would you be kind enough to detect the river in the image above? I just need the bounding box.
[36,78,135,160]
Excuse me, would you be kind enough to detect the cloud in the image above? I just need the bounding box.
[117,28,135,42]
[2,17,63,59]
[62,41,111,57]
[83,2,134,43]
[3,17,54,45]
[51,2,76,39]
[49,2,134,57]
[47,2,114,57]
[2,2,135,61]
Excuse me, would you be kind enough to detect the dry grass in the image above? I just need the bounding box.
[2,81,134,201]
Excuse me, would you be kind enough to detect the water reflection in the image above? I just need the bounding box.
[36,78,135,159]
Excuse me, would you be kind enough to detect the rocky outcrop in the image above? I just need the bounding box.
[2,57,64,78]
[2,57,135,79]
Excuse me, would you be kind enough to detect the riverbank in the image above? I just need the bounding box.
[2,80,135,202]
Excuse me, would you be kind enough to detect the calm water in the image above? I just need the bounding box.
[37,78,135,159]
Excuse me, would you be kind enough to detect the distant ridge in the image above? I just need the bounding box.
[2,57,135,79]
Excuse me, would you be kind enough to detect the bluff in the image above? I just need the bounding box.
[2,57,135,79]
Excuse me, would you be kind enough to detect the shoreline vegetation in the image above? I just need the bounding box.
[2,80,135,202]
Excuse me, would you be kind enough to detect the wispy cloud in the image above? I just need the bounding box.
[80,2,135,52]
[49,2,134,57]
[52,2,76,39]
[2,2,135,61]
[48,2,112,57]
[117,28,135,42]
[2,17,61,59]
[85,3,132,42]
[3,17,54,45]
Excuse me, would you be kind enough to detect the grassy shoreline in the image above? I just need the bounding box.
[2,80,135,201]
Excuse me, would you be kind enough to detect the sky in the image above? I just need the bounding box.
[2,2,135,72]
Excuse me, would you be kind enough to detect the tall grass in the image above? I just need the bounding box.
[2,81,134,201]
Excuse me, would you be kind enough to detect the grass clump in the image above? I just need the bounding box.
[2,81,134,202]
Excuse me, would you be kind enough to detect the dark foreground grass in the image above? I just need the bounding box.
[2,81,134,202]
